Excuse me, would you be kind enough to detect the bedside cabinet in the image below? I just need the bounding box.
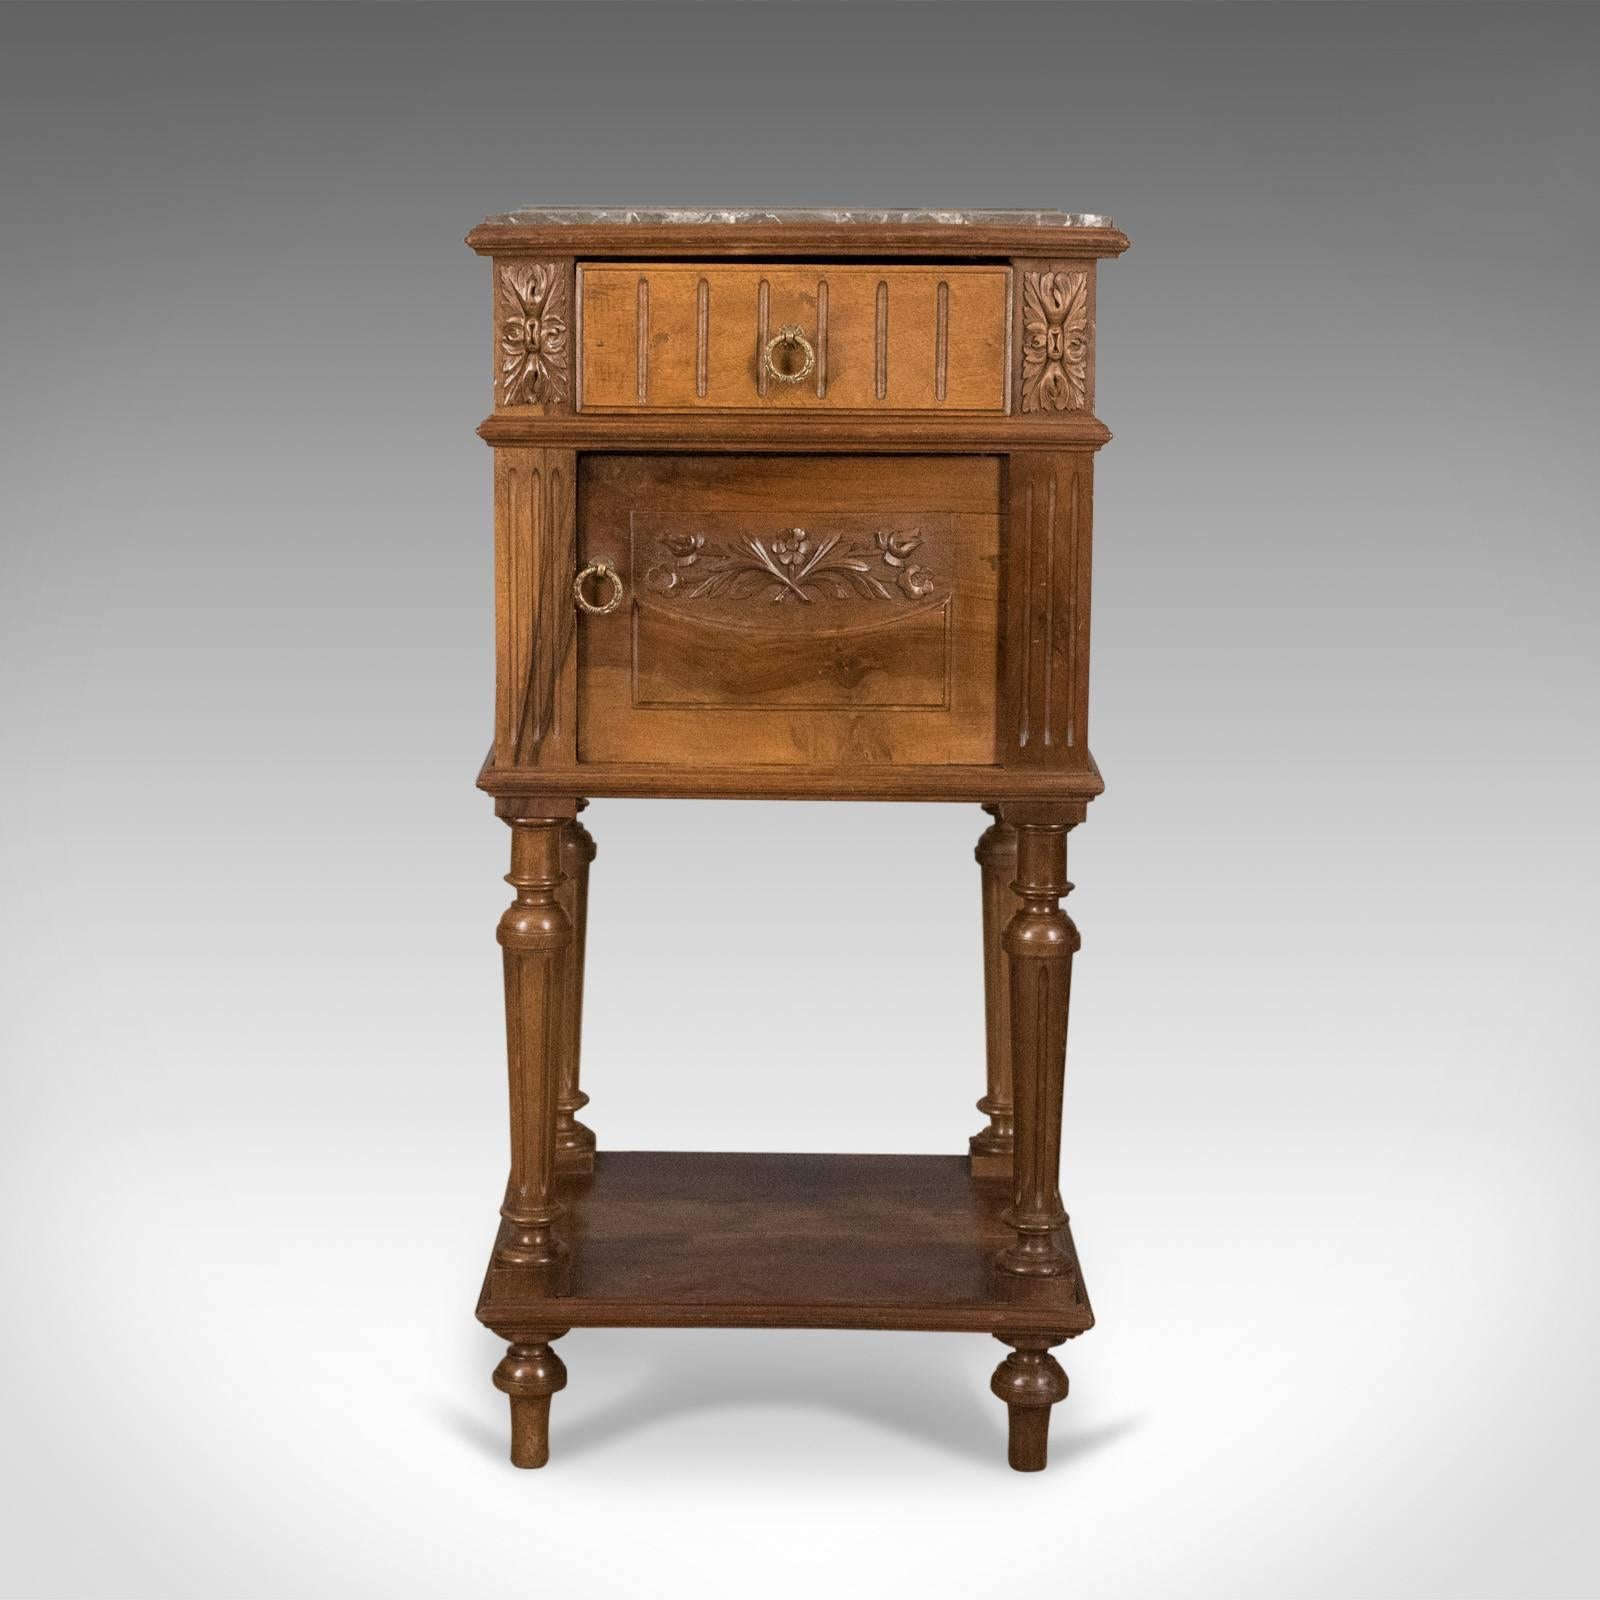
[466,208,1128,1471]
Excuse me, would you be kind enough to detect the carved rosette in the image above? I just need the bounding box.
[1020,270,1089,413]
[498,261,569,408]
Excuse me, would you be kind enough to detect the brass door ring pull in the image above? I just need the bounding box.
[763,324,816,386]
[573,561,624,615]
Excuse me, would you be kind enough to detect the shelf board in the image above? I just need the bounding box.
[478,1152,1093,1337]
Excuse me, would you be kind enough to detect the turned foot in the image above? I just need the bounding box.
[991,1335,1069,1471]
[493,1336,568,1468]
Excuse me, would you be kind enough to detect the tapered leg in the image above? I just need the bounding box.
[969,806,1019,1180]
[991,1335,1069,1471]
[494,814,572,1277]
[997,807,1079,1277]
[554,808,597,1174]
[493,1334,569,1468]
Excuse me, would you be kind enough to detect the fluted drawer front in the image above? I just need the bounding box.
[578,264,1011,412]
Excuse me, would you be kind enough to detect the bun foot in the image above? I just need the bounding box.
[493,1336,568,1469]
[991,1334,1068,1472]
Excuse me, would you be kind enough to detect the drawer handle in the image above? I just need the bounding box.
[763,324,816,386]
[573,560,624,616]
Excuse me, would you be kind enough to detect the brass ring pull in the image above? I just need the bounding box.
[573,560,624,616]
[763,324,816,386]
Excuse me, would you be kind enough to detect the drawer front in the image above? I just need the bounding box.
[576,456,1001,766]
[578,265,1011,413]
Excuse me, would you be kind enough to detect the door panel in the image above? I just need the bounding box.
[576,456,1002,766]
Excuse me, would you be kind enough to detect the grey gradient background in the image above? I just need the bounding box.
[2,3,1597,1596]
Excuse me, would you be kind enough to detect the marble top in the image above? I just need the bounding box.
[481,207,1115,229]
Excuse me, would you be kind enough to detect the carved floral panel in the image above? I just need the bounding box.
[644,527,938,606]
[1020,269,1089,413]
[498,261,569,407]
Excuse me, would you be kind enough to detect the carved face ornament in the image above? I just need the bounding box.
[1046,320,1086,367]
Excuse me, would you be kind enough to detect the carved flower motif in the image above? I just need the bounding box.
[498,262,569,407]
[875,530,922,567]
[899,564,934,599]
[1020,270,1089,412]
[771,528,811,568]
[646,531,704,592]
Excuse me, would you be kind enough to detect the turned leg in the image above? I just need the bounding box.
[554,808,597,1174]
[991,1335,1069,1471]
[969,806,1019,1180]
[493,1334,569,1468]
[997,807,1079,1277]
[494,814,572,1278]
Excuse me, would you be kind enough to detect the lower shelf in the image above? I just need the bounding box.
[478,1151,1093,1338]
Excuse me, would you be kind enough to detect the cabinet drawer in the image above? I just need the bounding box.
[576,455,1002,766]
[578,265,1011,413]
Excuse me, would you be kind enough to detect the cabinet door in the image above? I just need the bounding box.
[576,455,1002,767]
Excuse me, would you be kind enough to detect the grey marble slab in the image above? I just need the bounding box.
[482,207,1114,228]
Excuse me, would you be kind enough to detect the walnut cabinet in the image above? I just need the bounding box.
[467,208,1128,1471]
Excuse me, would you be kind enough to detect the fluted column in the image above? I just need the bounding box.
[494,815,572,1274]
[554,810,598,1173]
[997,809,1079,1277]
[969,806,1019,1179]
